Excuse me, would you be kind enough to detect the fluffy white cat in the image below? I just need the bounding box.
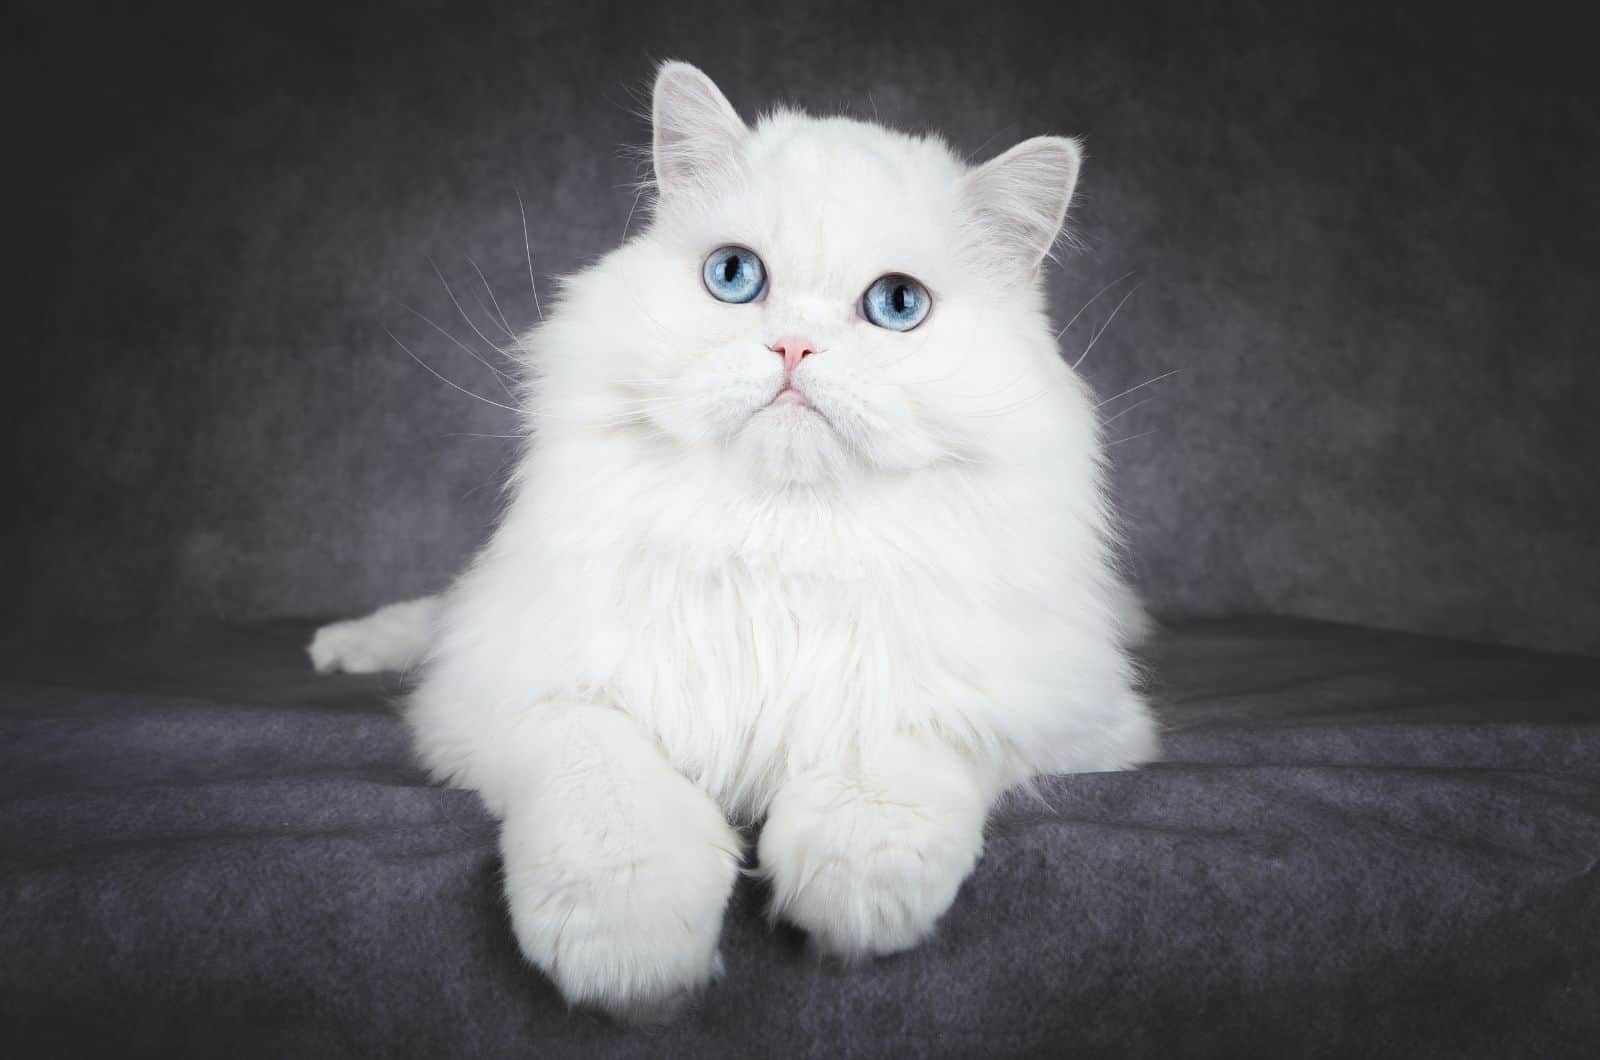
[310,62,1156,1021]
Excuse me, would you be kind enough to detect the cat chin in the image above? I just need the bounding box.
[733,404,850,485]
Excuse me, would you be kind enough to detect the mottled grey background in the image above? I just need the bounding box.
[6,1,1598,653]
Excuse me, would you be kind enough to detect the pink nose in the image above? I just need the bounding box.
[770,335,816,373]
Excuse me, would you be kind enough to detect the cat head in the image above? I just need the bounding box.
[539,62,1088,486]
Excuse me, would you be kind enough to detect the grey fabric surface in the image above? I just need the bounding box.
[1,616,1596,1058]
[7,1,1600,654]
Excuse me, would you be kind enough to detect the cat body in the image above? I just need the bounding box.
[312,63,1155,1020]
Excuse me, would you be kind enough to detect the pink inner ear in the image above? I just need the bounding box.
[652,63,749,197]
[963,137,1083,270]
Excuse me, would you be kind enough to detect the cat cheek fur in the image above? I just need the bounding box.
[391,61,1157,1018]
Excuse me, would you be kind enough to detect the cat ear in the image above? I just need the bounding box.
[961,136,1084,275]
[652,62,748,200]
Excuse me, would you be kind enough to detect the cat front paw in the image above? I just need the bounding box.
[758,755,987,961]
[500,777,742,1023]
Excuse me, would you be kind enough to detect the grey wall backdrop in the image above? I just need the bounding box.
[7,0,1598,654]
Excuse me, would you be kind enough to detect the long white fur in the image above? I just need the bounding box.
[311,62,1156,1021]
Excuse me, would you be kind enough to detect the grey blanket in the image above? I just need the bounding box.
[1,617,1596,1057]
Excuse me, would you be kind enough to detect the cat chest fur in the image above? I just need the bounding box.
[596,531,998,817]
[491,439,1112,817]
[579,493,1024,816]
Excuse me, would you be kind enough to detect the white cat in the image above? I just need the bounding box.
[311,62,1156,1022]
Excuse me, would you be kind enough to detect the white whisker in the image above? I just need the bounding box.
[925,366,1035,400]
[1097,395,1154,427]
[1056,271,1135,340]
[1104,428,1158,448]
[430,258,519,361]
[467,256,520,342]
[516,187,545,323]
[612,377,685,388]
[1071,283,1140,370]
[621,187,646,241]
[402,304,518,400]
[1094,369,1180,410]
[965,387,1053,418]
[384,327,522,414]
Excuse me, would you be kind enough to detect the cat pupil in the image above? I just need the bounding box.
[893,285,909,313]
[722,256,739,283]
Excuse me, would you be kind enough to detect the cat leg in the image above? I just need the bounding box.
[307,595,442,674]
[498,698,743,1023]
[758,732,994,961]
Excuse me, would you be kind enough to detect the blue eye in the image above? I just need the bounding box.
[702,245,766,304]
[862,274,931,331]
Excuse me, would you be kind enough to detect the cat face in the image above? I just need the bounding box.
[545,63,1085,486]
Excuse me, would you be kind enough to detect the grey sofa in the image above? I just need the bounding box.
[2,617,1597,1057]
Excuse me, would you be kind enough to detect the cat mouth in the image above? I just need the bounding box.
[759,382,834,429]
